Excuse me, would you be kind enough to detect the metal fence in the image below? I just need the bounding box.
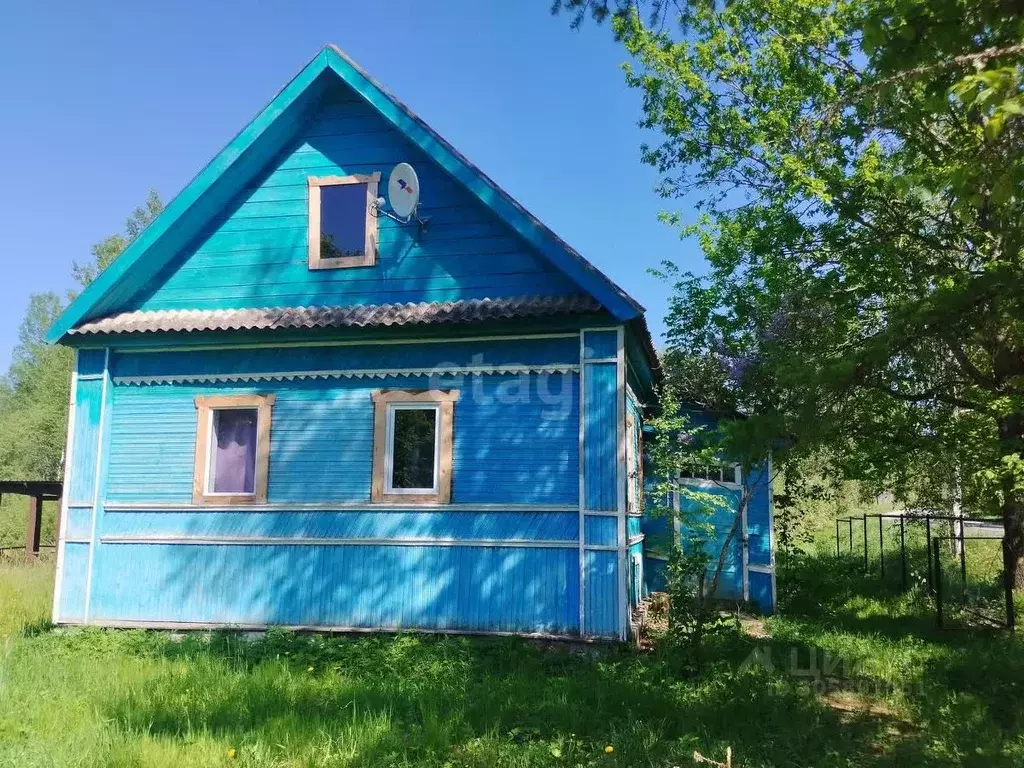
[834,512,1014,630]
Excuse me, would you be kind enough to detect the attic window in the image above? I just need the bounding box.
[308,173,380,269]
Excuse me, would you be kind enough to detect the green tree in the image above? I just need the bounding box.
[0,191,162,480]
[72,189,163,289]
[562,1,1024,583]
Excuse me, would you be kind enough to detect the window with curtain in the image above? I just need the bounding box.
[193,394,275,504]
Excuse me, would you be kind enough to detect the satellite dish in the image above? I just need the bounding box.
[388,163,420,220]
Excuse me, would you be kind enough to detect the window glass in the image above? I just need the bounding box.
[391,407,437,490]
[321,183,368,258]
[210,408,258,494]
[680,463,736,484]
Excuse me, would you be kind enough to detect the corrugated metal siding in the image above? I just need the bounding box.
[58,542,90,621]
[583,363,617,511]
[583,516,616,547]
[88,543,580,634]
[106,373,578,505]
[583,550,618,637]
[111,336,580,379]
[128,86,578,313]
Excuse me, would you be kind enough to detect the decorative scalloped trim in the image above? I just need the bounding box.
[114,364,580,386]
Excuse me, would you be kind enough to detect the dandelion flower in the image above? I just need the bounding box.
[226,747,237,759]
[604,745,614,754]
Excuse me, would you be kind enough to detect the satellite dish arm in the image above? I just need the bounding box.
[371,196,430,231]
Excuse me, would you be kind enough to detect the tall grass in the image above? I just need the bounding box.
[1,555,1023,766]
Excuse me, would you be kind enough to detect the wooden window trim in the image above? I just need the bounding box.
[371,390,459,504]
[307,172,381,270]
[193,394,275,505]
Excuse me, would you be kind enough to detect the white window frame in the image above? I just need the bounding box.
[383,402,441,496]
[192,394,275,505]
[678,463,742,490]
[204,406,260,498]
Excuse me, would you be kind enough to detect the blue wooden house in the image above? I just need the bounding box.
[47,46,774,641]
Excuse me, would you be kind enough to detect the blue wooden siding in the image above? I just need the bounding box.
[680,485,743,598]
[57,543,90,621]
[744,463,773,569]
[56,329,639,638]
[111,336,579,379]
[67,377,103,504]
[55,351,108,623]
[88,543,579,634]
[100,510,578,541]
[64,506,93,540]
[640,471,775,614]
[583,550,618,637]
[584,516,616,547]
[583,364,617,511]
[749,571,773,613]
[583,330,618,360]
[77,349,107,376]
[127,85,578,313]
[628,541,644,606]
[106,374,578,506]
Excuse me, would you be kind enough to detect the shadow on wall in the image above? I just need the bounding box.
[89,371,583,635]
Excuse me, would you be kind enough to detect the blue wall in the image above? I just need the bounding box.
[640,460,776,614]
[54,331,645,638]
[127,82,578,312]
[580,329,624,638]
[106,381,578,507]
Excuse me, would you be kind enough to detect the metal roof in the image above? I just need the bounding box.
[68,295,603,336]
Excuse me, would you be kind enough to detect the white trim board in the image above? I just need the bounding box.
[51,349,80,623]
[82,348,110,623]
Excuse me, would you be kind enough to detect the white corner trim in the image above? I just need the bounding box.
[577,330,586,636]
[82,348,110,623]
[51,350,80,623]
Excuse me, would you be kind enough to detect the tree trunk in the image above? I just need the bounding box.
[997,413,1024,589]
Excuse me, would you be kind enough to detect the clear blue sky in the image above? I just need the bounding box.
[0,0,702,367]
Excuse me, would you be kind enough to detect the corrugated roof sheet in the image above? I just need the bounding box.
[68,294,603,335]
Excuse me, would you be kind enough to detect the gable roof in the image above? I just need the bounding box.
[47,45,645,343]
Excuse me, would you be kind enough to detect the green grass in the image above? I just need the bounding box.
[2,556,1024,766]
[0,495,59,549]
